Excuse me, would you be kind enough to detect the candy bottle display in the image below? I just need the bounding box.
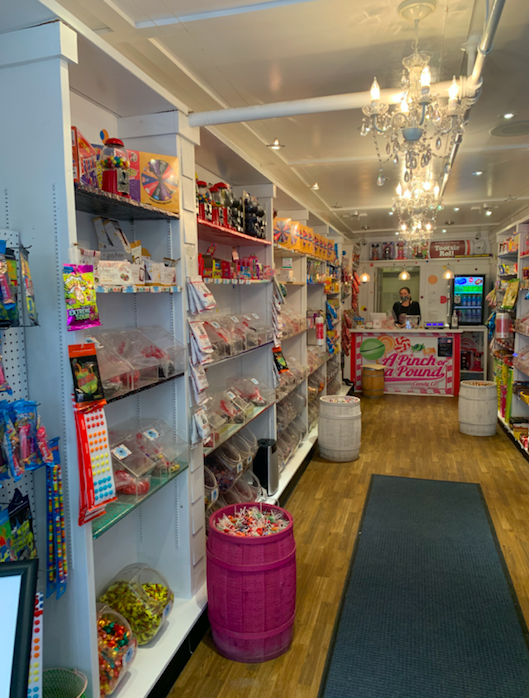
[197,180,213,221]
[101,138,131,198]
[97,604,137,696]
[99,564,174,645]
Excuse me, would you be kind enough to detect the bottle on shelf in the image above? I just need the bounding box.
[451,310,459,329]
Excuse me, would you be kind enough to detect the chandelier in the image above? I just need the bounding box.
[394,174,442,242]
[361,32,469,193]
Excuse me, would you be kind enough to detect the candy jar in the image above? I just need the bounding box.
[197,180,212,221]
[101,138,130,198]
[97,604,137,697]
[216,182,232,228]
[210,185,224,226]
[98,564,174,645]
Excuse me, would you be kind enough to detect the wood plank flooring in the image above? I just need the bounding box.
[170,395,529,698]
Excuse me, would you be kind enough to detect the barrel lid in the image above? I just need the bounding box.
[320,396,360,404]
[461,380,495,387]
[363,364,385,371]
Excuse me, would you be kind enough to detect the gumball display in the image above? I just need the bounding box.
[101,138,131,198]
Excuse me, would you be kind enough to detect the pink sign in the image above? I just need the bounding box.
[353,332,461,396]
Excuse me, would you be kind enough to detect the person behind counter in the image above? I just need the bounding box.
[392,286,421,327]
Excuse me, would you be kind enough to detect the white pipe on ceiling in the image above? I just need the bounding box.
[188,82,453,128]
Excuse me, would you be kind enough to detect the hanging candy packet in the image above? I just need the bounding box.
[63,264,101,331]
[0,508,15,562]
[8,488,37,560]
[0,403,23,480]
[13,401,39,471]
[0,248,19,328]
[20,246,38,326]
[0,240,16,312]
[69,344,105,406]
[0,353,12,395]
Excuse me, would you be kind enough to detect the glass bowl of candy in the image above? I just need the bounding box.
[98,564,174,645]
[97,604,137,697]
[204,466,219,509]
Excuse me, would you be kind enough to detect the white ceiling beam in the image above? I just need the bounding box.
[135,0,317,28]
[332,197,529,213]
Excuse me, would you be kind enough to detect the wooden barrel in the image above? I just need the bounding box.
[207,504,296,663]
[362,365,385,398]
[458,380,497,436]
[318,396,361,462]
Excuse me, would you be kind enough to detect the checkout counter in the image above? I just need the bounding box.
[351,325,488,397]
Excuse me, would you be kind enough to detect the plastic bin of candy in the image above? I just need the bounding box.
[228,376,275,407]
[136,419,187,477]
[91,329,160,389]
[242,470,264,501]
[239,427,258,460]
[215,316,245,354]
[205,453,241,493]
[93,344,135,400]
[97,603,138,697]
[277,399,296,431]
[109,432,156,502]
[204,466,219,509]
[228,431,255,470]
[98,563,174,646]
[227,315,259,349]
[210,391,247,425]
[205,407,230,448]
[242,313,274,345]
[276,370,296,401]
[138,326,186,378]
[217,441,244,474]
[286,355,307,382]
[204,321,230,361]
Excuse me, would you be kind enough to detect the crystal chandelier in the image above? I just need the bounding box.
[361,32,469,191]
[394,174,442,242]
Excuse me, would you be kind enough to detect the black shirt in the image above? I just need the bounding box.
[392,300,421,324]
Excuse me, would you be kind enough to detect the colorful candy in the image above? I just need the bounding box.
[97,606,137,697]
[215,506,289,537]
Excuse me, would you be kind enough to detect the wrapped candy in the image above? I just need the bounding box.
[97,604,137,696]
[63,265,101,331]
[215,506,289,537]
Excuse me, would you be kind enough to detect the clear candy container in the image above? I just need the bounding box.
[138,327,186,378]
[109,432,156,502]
[97,603,137,697]
[204,321,229,360]
[215,317,245,354]
[242,470,264,500]
[229,376,274,407]
[92,343,135,400]
[101,138,130,197]
[204,466,219,509]
[241,313,273,345]
[232,477,255,503]
[205,451,241,493]
[136,419,187,477]
[239,427,258,460]
[217,441,244,475]
[98,564,174,645]
[92,329,160,389]
[228,432,254,470]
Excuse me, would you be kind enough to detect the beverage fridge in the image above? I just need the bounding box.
[451,275,486,325]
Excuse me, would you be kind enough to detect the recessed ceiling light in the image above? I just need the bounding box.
[485,209,493,216]
[389,211,394,215]
[442,229,447,233]
[310,183,319,191]
[267,138,284,150]
[395,231,399,235]
[503,113,516,119]
[454,207,460,211]
[472,171,483,176]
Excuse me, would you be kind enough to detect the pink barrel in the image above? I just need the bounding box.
[207,503,296,663]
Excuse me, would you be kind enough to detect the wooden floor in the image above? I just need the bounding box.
[170,395,529,698]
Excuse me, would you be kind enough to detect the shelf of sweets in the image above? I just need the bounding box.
[198,218,271,247]
[266,425,318,504]
[498,250,519,259]
[203,402,274,456]
[276,373,307,402]
[106,370,186,404]
[74,183,180,220]
[205,340,274,370]
[92,462,189,539]
[204,278,271,285]
[281,327,309,342]
[96,285,182,294]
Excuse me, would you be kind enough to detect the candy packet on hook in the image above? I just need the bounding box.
[14,401,39,471]
[0,403,24,480]
[69,343,105,407]
[0,240,16,312]
[0,353,12,395]
[63,264,101,331]
[21,246,38,326]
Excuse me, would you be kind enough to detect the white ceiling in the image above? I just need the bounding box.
[50,0,529,237]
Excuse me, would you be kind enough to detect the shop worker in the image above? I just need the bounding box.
[392,286,421,327]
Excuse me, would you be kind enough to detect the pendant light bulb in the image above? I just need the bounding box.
[420,66,431,88]
[423,181,431,191]
[396,183,403,197]
[401,223,407,231]
[443,266,453,280]
[268,138,284,150]
[360,268,371,283]
[449,76,459,101]
[371,78,380,102]
[399,268,410,281]
[400,96,409,113]
[404,189,411,200]
[434,184,440,198]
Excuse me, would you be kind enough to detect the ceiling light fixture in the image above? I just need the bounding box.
[454,207,460,211]
[443,265,453,280]
[389,211,394,215]
[503,113,516,119]
[267,138,285,150]
[472,171,483,176]
[399,267,411,281]
[442,229,447,233]
[393,174,440,242]
[310,183,319,191]
[485,209,493,216]
[361,6,468,200]
[360,268,371,283]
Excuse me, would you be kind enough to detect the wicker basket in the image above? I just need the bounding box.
[43,668,87,698]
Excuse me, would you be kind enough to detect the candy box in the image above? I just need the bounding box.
[72,127,98,188]
[135,418,187,477]
[273,218,291,247]
[98,261,132,287]
[109,432,156,503]
[93,218,132,261]
[139,151,179,213]
[138,326,186,378]
[290,221,302,252]
[85,338,134,400]
[306,227,315,256]
[98,564,174,646]
[97,603,138,697]
[90,329,160,390]
[144,260,162,285]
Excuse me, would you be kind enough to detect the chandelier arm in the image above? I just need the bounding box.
[418,103,427,127]
[372,115,389,134]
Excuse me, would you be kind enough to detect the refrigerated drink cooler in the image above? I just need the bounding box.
[451,275,486,325]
